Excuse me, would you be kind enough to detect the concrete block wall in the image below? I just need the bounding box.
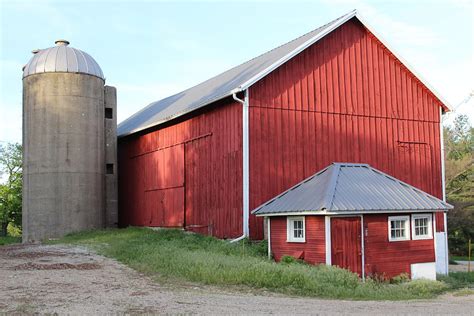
[104,86,118,227]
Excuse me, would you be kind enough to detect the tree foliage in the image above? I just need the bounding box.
[0,143,22,236]
[444,114,474,255]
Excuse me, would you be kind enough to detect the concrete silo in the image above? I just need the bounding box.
[22,40,117,242]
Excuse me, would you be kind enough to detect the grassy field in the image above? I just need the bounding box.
[48,227,474,300]
[451,255,473,262]
[0,236,21,246]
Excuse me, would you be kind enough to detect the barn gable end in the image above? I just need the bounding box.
[248,18,446,238]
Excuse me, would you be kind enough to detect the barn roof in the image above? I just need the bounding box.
[252,163,453,216]
[118,10,451,137]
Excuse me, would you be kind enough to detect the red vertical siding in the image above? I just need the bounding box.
[270,216,326,264]
[118,98,243,239]
[249,18,444,239]
[364,213,436,279]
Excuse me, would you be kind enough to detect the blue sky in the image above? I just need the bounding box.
[1,0,473,143]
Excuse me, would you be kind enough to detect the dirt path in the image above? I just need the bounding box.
[1,244,473,315]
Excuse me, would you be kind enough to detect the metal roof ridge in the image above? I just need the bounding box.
[321,163,342,211]
[238,10,357,91]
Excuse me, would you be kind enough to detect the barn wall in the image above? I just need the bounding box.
[118,98,243,239]
[269,216,326,264]
[249,18,444,239]
[363,213,436,279]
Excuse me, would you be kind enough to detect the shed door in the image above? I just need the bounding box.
[331,217,362,275]
[144,144,184,227]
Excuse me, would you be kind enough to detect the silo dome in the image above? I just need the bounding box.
[23,40,104,80]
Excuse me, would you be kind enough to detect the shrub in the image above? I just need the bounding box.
[391,273,410,284]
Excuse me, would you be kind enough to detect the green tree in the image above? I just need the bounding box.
[444,114,474,256]
[0,143,22,236]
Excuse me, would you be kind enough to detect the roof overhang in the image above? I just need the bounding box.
[237,10,452,112]
[119,9,452,138]
[255,209,449,217]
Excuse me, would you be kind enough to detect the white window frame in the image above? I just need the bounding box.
[388,215,410,242]
[287,216,305,243]
[411,213,433,240]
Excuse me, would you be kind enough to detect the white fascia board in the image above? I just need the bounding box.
[255,209,449,217]
[354,12,452,112]
[237,10,452,112]
[237,10,357,92]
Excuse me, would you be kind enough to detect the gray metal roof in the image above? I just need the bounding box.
[252,163,453,215]
[23,40,104,80]
[118,9,452,137]
[117,11,356,137]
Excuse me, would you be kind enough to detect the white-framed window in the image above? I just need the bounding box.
[287,216,305,243]
[411,213,433,240]
[388,215,410,241]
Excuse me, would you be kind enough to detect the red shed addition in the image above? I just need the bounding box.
[252,163,452,280]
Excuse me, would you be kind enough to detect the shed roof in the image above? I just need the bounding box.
[252,163,453,216]
[118,10,451,137]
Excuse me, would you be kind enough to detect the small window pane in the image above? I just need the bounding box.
[390,218,408,241]
[414,216,430,237]
[288,218,304,242]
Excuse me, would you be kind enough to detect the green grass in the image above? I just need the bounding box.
[438,272,474,289]
[0,235,21,245]
[52,227,471,300]
[450,255,473,262]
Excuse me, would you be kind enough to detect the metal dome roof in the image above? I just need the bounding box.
[23,40,104,80]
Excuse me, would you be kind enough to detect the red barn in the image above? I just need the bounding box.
[117,10,452,277]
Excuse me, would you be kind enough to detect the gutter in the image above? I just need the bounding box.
[230,90,250,243]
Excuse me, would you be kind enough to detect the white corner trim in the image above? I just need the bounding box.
[411,262,437,280]
[325,216,331,265]
[440,108,447,201]
[360,215,365,281]
[242,90,250,237]
[267,217,271,260]
[444,212,449,275]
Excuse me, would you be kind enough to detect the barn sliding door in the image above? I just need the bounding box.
[331,217,362,276]
[143,144,185,227]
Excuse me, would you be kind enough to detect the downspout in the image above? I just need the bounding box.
[230,90,249,243]
[360,214,365,281]
[440,107,449,274]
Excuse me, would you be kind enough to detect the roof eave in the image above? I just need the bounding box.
[238,10,452,112]
[118,90,240,138]
[120,9,452,137]
[255,208,450,217]
[353,12,452,112]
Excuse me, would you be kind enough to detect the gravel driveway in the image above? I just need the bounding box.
[1,244,473,315]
